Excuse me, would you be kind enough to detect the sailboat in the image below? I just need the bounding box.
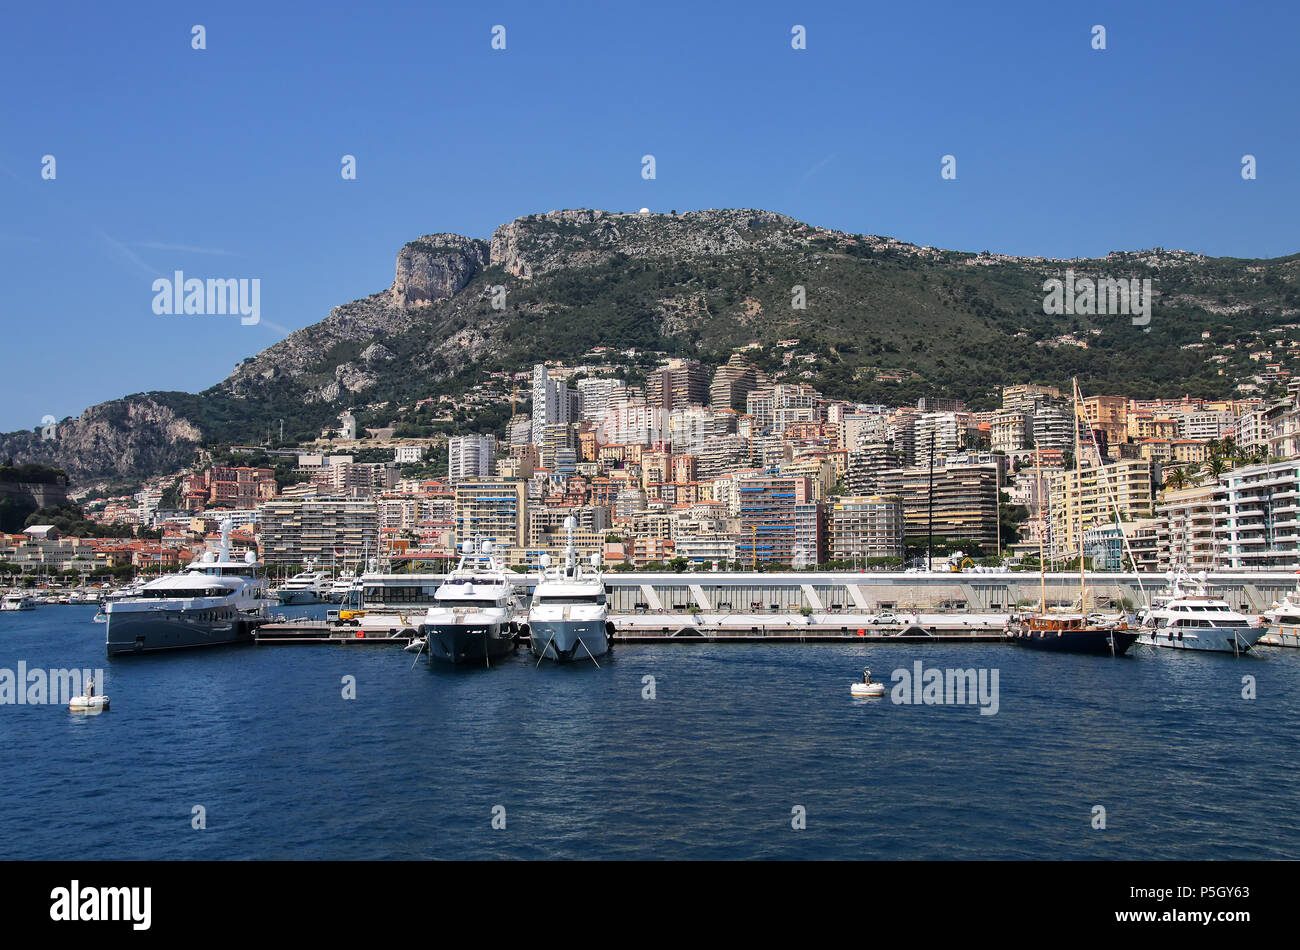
[1008,379,1138,655]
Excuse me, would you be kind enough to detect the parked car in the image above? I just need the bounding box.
[871,612,901,625]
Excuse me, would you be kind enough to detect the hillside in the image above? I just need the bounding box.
[4,208,1300,482]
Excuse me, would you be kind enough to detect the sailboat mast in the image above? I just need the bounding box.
[1037,443,1046,614]
[1073,378,1087,615]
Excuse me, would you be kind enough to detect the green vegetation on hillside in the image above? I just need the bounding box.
[27,214,1299,475]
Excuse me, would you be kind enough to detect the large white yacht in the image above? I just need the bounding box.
[0,591,37,611]
[105,522,272,655]
[1136,573,1266,654]
[274,560,330,605]
[525,518,612,663]
[325,569,359,604]
[417,540,520,665]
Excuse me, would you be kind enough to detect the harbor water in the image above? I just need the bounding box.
[1,605,1297,860]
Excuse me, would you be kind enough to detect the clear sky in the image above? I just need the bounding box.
[2,0,1296,432]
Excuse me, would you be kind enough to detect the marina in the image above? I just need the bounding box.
[11,566,1300,652]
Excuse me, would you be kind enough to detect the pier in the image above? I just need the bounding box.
[253,612,1010,645]
[254,621,415,645]
[610,612,1006,642]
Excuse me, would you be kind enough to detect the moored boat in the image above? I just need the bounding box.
[105,520,272,655]
[1,591,38,611]
[1009,381,1137,657]
[1008,614,1139,655]
[525,517,612,664]
[418,540,519,666]
[274,560,330,605]
[1136,573,1267,655]
[1261,578,1300,648]
[325,569,359,604]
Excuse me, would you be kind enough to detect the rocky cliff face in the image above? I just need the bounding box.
[392,234,490,307]
[488,208,811,278]
[0,397,202,483]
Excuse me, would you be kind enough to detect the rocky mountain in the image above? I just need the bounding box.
[5,208,1300,483]
[0,397,202,484]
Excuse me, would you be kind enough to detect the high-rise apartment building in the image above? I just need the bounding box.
[876,464,1001,550]
[447,434,498,484]
[257,494,379,566]
[828,495,905,561]
[1047,459,1153,559]
[531,364,576,446]
[453,478,527,549]
[647,359,710,411]
[710,354,763,412]
[733,474,823,566]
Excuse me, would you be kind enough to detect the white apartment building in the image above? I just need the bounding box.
[990,409,1029,455]
[1215,460,1300,571]
[1234,409,1264,455]
[841,409,891,450]
[599,398,662,445]
[448,434,498,484]
[576,377,627,422]
[1177,410,1234,443]
[531,364,576,445]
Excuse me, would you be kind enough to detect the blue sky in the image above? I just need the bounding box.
[2,0,1297,432]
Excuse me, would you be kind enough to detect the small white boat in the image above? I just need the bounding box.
[403,636,427,654]
[1261,579,1300,648]
[850,668,886,697]
[69,694,109,713]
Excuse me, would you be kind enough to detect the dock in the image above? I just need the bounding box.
[254,621,416,645]
[611,612,1006,642]
[254,612,1011,645]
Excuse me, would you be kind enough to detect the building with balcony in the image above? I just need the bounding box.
[257,494,379,566]
[828,495,905,562]
[1047,459,1154,560]
[733,474,824,566]
[876,464,1001,550]
[448,434,498,483]
[1215,461,1300,570]
[1154,483,1220,572]
[452,478,527,549]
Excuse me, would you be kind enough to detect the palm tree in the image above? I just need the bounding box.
[1201,456,1228,483]
[1164,466,1187,491]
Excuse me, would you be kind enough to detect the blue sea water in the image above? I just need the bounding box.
[1,605,1297,860]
